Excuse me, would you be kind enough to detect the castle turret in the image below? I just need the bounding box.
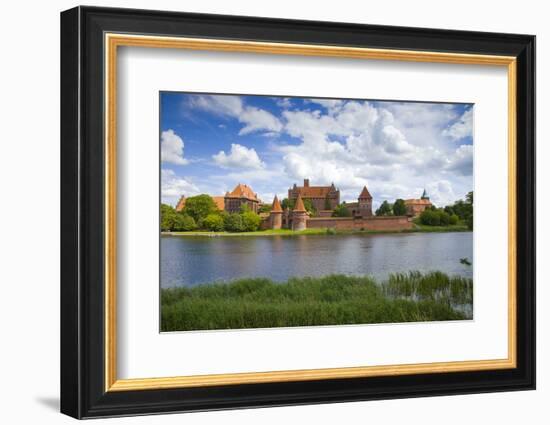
[292,194,308,231]
[175,195,186,212]
[269,195,283,229]
[421,189,430,200]
[358,186,373,217]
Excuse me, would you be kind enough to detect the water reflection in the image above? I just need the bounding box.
[161,232,473,288]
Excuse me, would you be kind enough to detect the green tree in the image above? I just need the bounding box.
[281,198,293,210]
[258,204,272,214]
[332,203,351,217]
[202,214,225,231]
[241,211,262,231]
[466,191,473,205]
[172,213,197,231]
[437,210,451,226]
[224,213,245,232]
[392,199,407,216]
[303,199,316,215]
[449,214,459,225]
[420,209,440,226]
[160,204,177,231]
[375,200,393,216]
[281,197,316,214]
[183,195,218,224]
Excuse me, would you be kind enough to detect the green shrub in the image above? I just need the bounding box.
[420,209,440,225]
[449,214,459,225]
[224,213,245,232]
[172,213,197,231]
[202,214,225,231]
[241,211,262,231]
[438,210,451,226]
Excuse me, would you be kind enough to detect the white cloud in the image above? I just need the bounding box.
[442,108,473,141]
[160,129,188,165]
[192,95,282,135]
[425,180,458,208]
[446,144,474,176]
[161,169,200,205]
[238,107,283,135]
[212,143,265,170]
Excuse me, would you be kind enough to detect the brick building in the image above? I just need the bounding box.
[224,183,260,213]
[404,189,432,217]
[288,179,340,214]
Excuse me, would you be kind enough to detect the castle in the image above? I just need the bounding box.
[176,183,260,214]
[404,189,432,217]
[176,180,433,232]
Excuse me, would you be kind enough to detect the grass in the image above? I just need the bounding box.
[161,272,473,332]
[410,223,469,232]
[164,224,470,238]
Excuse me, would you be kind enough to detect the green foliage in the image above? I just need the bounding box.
[281,198,292,210]
[332,203,351,217]
[392,199,407,216]
[202,214,225,231]
[258,204,272,214]
[375,200,393,216]
[223,213,245,232]
[160,203,196,231]
[281,197,316,214]
[172,213,197,231]
[241,211,262,231]
[183,195,218,224]
[466,191,473,205]
[160,204,177,231]
[449,214,459,225]
[438,210,450,226]
[161,272,472,331]
[467,214,473,230]
[420,209,441,225]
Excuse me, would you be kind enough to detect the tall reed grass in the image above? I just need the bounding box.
[161,272,473,331]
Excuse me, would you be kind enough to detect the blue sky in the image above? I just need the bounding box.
[160,92,473,209]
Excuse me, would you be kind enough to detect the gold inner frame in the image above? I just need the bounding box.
[104,33,517,392]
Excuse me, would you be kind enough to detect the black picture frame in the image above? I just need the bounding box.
[61,5,535,419]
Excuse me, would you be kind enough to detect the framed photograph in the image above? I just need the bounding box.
[60,6,535,419]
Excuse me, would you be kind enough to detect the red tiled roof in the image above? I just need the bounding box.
[293,194,307,212]
[226,183,259,201]
[272,195,283,212]
[175,196,186,212]
[211,196,226,211]
[293,186,334,198]
[404,199,432,206]
[358,186,372,199]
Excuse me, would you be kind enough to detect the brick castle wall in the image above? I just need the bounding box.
[306,216,412,231]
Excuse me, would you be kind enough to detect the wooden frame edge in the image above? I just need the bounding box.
[104,33,518,392]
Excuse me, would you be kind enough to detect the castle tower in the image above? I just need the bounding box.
[421,189,430,200]
[269,195,283,230]
[358,186,373,217]
[292,194,308,231]
[175,195,186,212]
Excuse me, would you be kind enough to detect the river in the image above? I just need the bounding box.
[160,232,473,288]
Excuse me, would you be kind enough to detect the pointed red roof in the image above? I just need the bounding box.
[293,194,307,212]
[175,195,186,212]
[358,186,372,199]
[226,183,259,201]
[272,195,282,212]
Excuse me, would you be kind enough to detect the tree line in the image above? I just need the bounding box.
[161,194,261,232]
[371,191,473,229]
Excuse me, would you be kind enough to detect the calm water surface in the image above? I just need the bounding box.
[161,232,473,288]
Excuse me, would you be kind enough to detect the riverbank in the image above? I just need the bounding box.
[163,224,469,237]
[161,271,473,331]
